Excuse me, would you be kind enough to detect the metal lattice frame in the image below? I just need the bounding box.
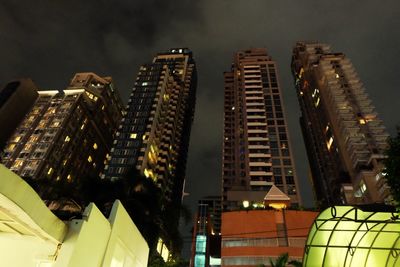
[303,206,400,267]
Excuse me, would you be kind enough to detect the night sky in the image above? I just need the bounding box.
[2,0,400,255]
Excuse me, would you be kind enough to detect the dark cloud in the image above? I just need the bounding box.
[2,0,400,256]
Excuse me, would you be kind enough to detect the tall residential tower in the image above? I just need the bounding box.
[291,42,390,207]
[104,48,197,210]
[222,48,301,211]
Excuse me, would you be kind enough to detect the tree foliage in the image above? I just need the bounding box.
[385,130,400,207]
[147,253,188,267]
[269,253,302,267]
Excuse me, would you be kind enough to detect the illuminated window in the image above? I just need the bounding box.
[7,144,16,151]
[335,73,339,78]
[12,160,23,168]
[47,167,53,175]
[80,123,85,130]
[88,155,93,162]
[130,133,137,139]
[67,174,72,181]
[360,180,367,194]
[93,143,98,150]
[327,136,334,150]
[298,67,304,78]
[65,136,71,142]
[101,105,105,110]
[312,88,319,98]
[314,97,320,107]
[359,118,366,124]
[142,82,148,86]
[242,200,250,208]
[14,136,21,142]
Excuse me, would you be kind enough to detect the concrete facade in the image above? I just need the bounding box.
[222,48,301,211]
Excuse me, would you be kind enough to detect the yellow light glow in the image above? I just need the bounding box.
[359,119,366,124]
[269,203,287,210]
[315,97,320,107]
[7,144,16,151]
[67,174,72,181]
[93,143,98,150]
[299,67,304,78]
[327,136,334,150]
[335,73,340,78]
[130,133,137,139]
[65,136,71,142]
[47,167,53,175]
[242,200,250,208]
[88,155,93,162]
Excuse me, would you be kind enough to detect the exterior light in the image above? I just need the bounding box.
[242,200,250,208]
[303,206,400,267]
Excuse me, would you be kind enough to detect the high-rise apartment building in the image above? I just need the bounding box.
[222,48,301,211]
[0,79,38,150]
[104,48,197,209]
[1,73,123,185]
[291,42,390,207]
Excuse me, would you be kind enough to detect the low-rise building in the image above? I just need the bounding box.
[221,186,318,266]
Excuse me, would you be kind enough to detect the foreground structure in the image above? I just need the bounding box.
[303,205,400,267]
[291,42,390,207]
[222,48,301,211]
[0,164,149,267]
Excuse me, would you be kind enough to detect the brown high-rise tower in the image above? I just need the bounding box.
[222,48,301,211]
[291,41,391,206]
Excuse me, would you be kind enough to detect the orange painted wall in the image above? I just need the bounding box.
[221,210,319,260]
